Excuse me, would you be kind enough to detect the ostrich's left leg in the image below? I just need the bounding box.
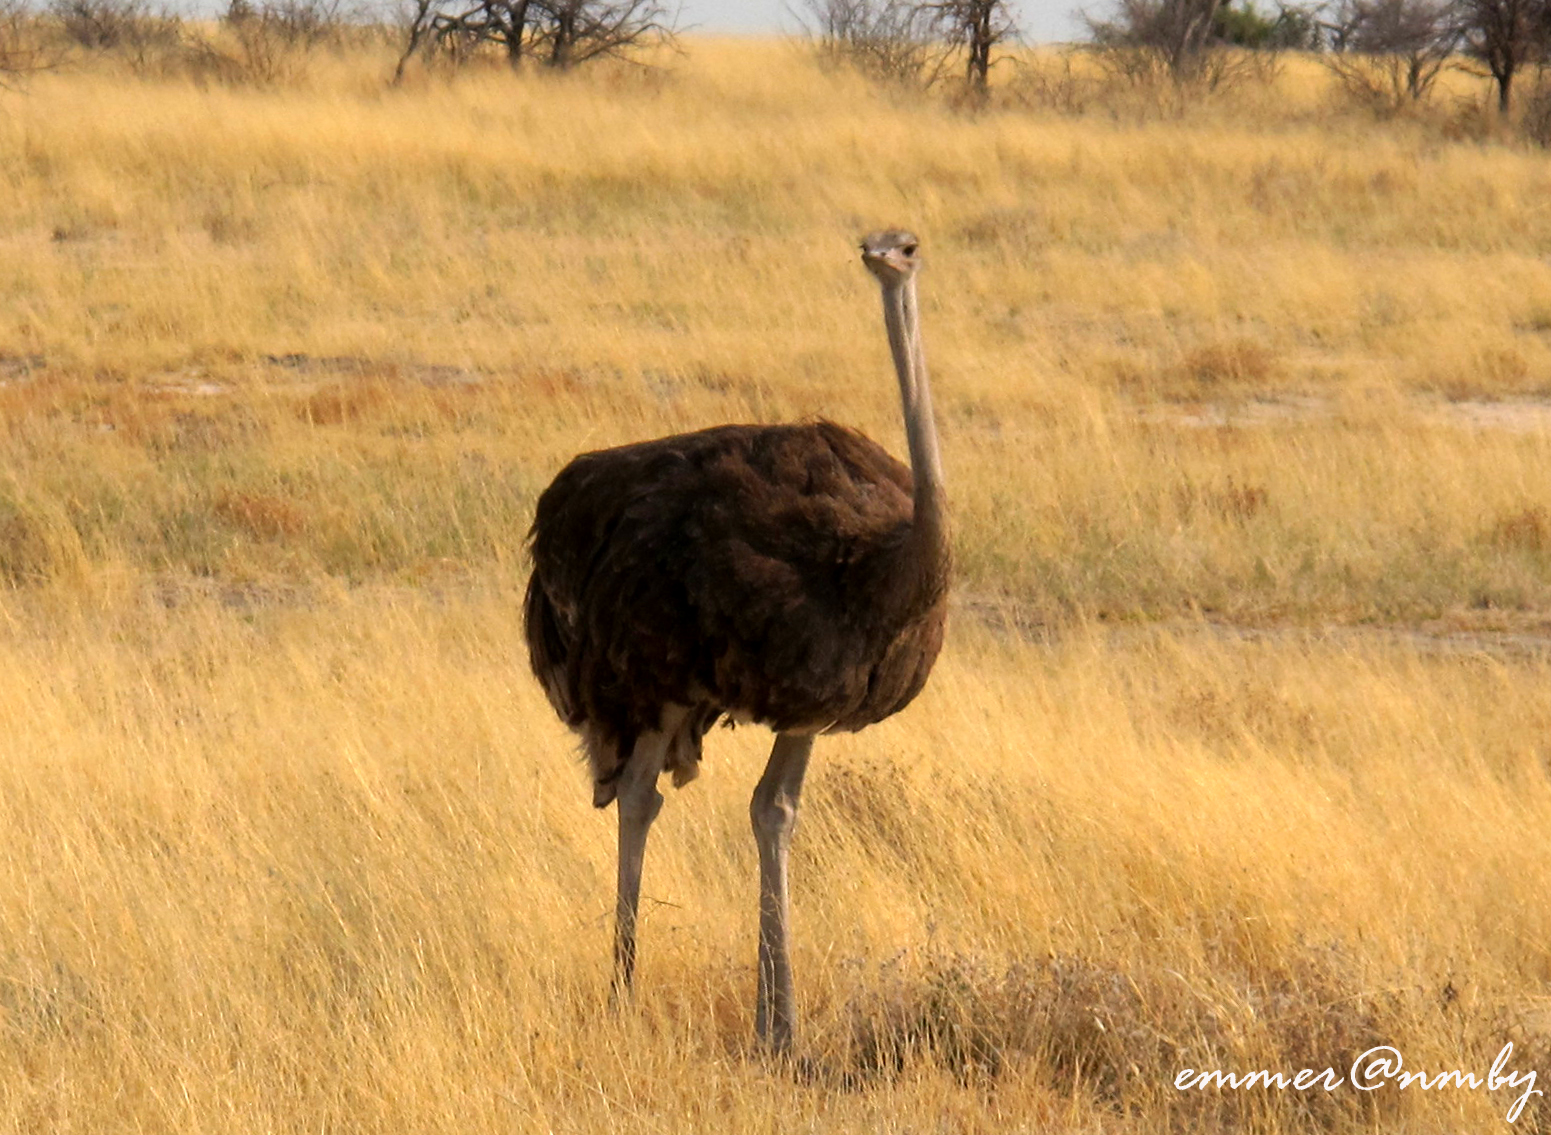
[750,732,815,1053]
[614,728,670,998]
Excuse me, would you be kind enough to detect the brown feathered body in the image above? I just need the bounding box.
[524,420,949,807]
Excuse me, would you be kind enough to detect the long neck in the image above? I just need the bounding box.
[880,275,948,585]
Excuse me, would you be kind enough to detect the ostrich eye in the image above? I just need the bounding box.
[902,244,917,257]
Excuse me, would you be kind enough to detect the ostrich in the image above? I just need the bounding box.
[523,229,948,1052]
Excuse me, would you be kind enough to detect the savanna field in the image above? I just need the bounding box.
[6,35,1551,1132]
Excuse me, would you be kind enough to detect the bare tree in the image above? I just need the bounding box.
[49,0,199,73]
[923,0,1018,97]
[1,0,57,79]
[1086,0,1306,91]
[1455,0,1548,111]
[397,0,540,72]
[394,0,671,77]
[799,0,951,86]
[225,0,358,46]
[393,0,436,76]
[799,0,1019,94]
[52,0,172,49]
[42,0,369,80]
[542,0,669,66]
[1321,0,1459,107]
[1087,0,1227,82]
[219,0,368,81]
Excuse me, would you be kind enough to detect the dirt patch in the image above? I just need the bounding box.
[954,594,1551,658]
[1432,399,1551,433]
[1129,395,1551,434]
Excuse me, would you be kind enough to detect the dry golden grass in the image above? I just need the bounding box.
[8,592,1551,1132]
[3,38,1551,1133]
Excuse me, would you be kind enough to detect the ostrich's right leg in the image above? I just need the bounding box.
[750,732,815,1053]
[613,727,670,998]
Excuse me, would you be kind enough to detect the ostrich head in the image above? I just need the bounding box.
[860,229,921,288]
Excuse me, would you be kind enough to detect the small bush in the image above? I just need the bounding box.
[213,491,307,540]
[0,494,86,585]
[834,946,1396,1128]
[48,0,365,81]
[1185,339,1279,388]
[1486,506,1550,553]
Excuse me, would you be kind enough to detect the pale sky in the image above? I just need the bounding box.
[676,1,1087,43]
